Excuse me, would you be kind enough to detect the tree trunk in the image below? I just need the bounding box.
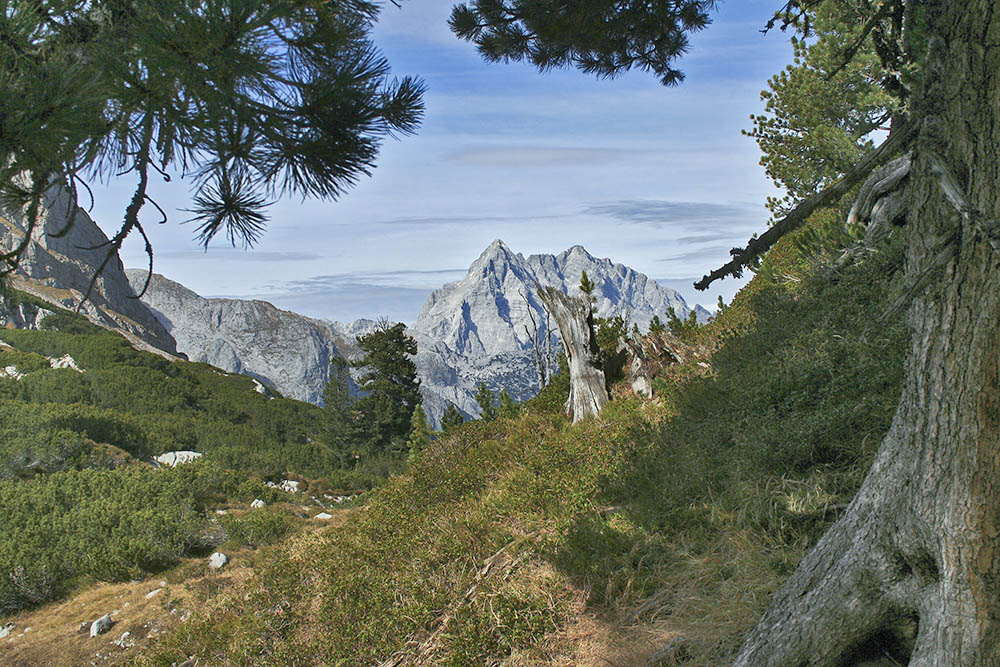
[734,3,1000,665]
[536,285,608,422]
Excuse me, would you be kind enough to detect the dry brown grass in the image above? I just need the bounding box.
[0,506,359,667]
[0,556,256,666]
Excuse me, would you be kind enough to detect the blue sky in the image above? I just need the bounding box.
[93,0,796,324]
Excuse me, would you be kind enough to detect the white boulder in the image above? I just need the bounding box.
[49,354,83,372]
[153,451,203,467]
[208,552,229,570]
[250,499,266,509]
[0,623,13,638]
[314,512,333,520]
[90,613,112,637]
[112,631,133,648]
[265,479,300,494]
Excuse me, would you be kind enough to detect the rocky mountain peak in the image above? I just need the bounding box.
[0,184,177,355]
[411,240,699,424]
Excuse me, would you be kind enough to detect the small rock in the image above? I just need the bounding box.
[0,623,13,639]
[112,631,133,648]
[23,626,30,633]
[647,635,689,665]
[90,613,113,638]
[146,587,164,599]
[314,512,333,520]
[214,509,229,515]
[49,354,84,372]
[250,499,266,509]
[176,657,198,667]
[208,552,229,570]
[78,621,91,634]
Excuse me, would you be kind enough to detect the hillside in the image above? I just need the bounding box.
[0,289,398,666]
[125,271,356,405]
[77,229,908,666]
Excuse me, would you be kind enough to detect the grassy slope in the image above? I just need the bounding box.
[131,232,909,665]
[0,296,393,620]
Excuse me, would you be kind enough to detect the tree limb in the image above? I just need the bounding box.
[695,118,918,291]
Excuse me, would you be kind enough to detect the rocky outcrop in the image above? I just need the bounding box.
[0,184,177,355]
[409,240,705,424]
[127,271,353,404]
[153,451,203,468]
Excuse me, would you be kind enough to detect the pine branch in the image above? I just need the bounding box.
[695,118,918,291]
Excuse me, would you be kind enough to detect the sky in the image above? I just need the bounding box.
[91,0,797,324]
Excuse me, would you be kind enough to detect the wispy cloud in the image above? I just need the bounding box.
[658,246,735,263]
[155,249,323,262]
[275,268,467,293]
[369,213,564,227]
[584,199,754,225]
[243,285,434,325]
[447,146,647,167]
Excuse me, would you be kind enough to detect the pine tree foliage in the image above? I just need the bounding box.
[440,402,465,433]
[405,403,431,463]
[448,0,719,86]
[578,270,597,303]
[497,388,518,418]
[351,320,420,454]
[474,382,497,421]
[743,0,901,218]
[321,356,358,465]
[0,0,425,286]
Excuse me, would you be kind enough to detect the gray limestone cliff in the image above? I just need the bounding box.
[0,184,177,355]
[126,271,352,404]
[409,240,706,424]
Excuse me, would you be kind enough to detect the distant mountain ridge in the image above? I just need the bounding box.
[125,239,707,426]
[126,271,355,404]
[407,240,708,424]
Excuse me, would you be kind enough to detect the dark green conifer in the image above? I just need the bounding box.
[474,382,497,421]
[441,403,466,433]
[352,321,421,454]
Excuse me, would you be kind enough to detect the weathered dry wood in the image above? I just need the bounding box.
[618,336,653,398]
[536,285,608,422]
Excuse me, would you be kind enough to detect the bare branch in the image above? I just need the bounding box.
[695,118,918,291]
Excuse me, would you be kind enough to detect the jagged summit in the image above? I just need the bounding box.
[410,240,695,423]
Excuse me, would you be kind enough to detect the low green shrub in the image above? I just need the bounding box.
[221,509,290,547]
[0,466,205,614]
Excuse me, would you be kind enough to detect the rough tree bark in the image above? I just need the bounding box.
[536,285,608,422]
[734,3,1000,665]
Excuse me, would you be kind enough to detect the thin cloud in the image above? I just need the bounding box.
[658,245,735,263]
[584,199,753,225]
[447,146,647,167]
[155,249,323,262]
[275,269,467,293]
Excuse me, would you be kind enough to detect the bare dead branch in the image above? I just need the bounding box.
[695,118,918,291]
